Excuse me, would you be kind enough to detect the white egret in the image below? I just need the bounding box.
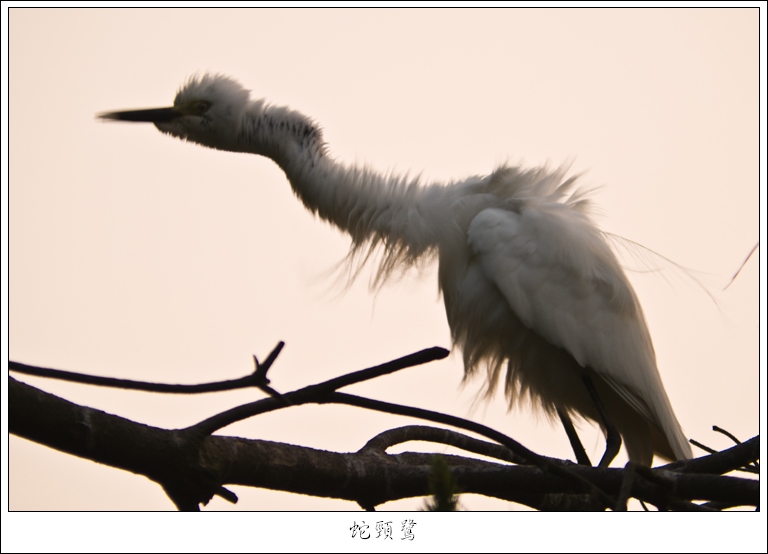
[99,74,692,466]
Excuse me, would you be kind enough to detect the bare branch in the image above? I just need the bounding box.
[9,347,759,512]
[9,340,287,395]
[361,425,525,465]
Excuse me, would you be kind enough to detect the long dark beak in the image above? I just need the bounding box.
[97,107,181,123]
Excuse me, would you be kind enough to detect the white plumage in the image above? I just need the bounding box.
[100,74,692,465]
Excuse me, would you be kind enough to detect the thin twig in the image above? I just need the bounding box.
[186,347,450,437]
[329,392,616,510]
[713,425,742,445]
[687,434,759,474]
[362,425,526,465]
[9,341,287,394]
[689,438,717,455]
[667,436,759,476]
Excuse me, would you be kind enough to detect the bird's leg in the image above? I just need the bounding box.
[582,374,621,468]
[557,408,592,466]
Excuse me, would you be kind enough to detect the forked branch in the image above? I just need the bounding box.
[9,346,759,511]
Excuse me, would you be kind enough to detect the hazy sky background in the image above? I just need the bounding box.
[4,5,763,547]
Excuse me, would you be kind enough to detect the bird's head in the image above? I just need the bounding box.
[98,73,251,152]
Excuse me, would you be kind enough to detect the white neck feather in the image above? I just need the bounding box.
[235,100,445,276]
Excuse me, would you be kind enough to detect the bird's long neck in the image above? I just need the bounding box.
[234,100,442,261]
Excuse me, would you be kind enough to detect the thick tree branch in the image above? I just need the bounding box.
[9,349,759,512]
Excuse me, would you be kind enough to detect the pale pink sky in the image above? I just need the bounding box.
[4,5,763,547]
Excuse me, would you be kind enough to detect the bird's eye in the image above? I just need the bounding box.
[196,101,211,113]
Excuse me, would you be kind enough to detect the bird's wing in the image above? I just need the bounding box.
[466,204,665,426]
